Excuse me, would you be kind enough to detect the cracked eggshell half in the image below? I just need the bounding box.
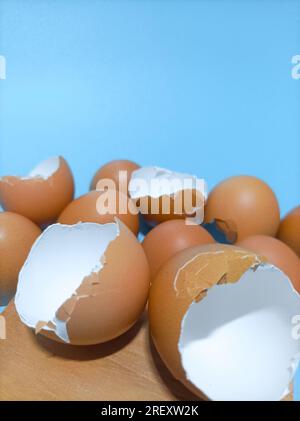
[128,166,206,225]
[15,219,150,345]
[0,156,74,226]
[149,243,300,401]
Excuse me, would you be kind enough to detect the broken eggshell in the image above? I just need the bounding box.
[128,166,206,225]
[149,243,300,401]
[15,219,150,345]
[0,156,74,226]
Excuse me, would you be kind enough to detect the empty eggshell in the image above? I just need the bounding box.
[277,206,300,257]
[0,212,41,305]
[142,219,215,278]
[149,243,300,401]
[128,166,206,225]
[58,190,139,235]
[15,219,150,345]
[90,159,140,193]
[237,235,300,293]
[204,176,280,242]
[0,156,74,226]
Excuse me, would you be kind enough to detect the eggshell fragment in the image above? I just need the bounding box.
[58,190,139,235]
[237,235,300,293]
[277,206,300,257]
[142,219,215,278]
[90,159,140,193]
[204,176,280,242]
[149,243,300,401]
[15,219,150,345]
[0,212,41,305]
[128,166,206,225]
[0,156,74,226]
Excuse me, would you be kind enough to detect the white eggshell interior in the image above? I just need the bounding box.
[178,264,300,401]
[15,222,119,343]
[26,156,60,180]
[128,166,206,199]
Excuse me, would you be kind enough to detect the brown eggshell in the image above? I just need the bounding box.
[149,244,264,398]
[0,157,74,226]
[0,212,41,305]
[142,219,215,278]
[204,176,280,242]
[237,235,300,293]
[90,159,140,193]
[58,190,139,235]
[40,220,150,345]
[277,206,300,257]
[139,189,205,225]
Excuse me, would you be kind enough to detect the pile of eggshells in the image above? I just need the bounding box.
[1,156,300,401]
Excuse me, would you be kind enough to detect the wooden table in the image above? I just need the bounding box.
[0,302,293,401]
[0,302,198,401]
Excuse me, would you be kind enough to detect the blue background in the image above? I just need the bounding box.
[0,0,300,400]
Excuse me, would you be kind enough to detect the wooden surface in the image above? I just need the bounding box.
[0,302,198,401]
[0,302,293,401]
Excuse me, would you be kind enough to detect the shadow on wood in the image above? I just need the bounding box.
[34,315,146,361]
[147,331,201,401]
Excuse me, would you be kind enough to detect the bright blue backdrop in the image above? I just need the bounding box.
[0,0,300,400]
